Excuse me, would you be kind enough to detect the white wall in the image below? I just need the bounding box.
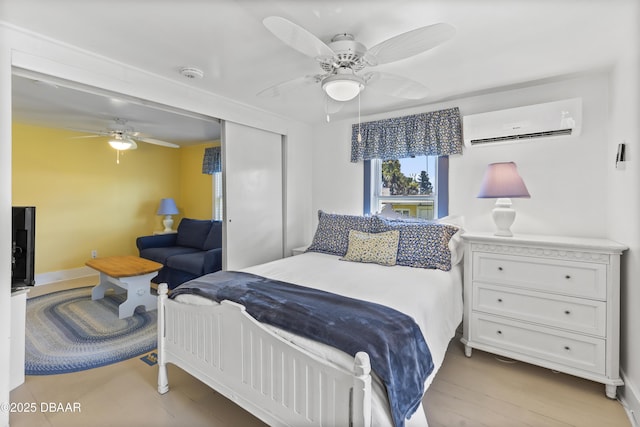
[311,72,611,236]
[310,70,640,414]
[0,24,313,427]
[0,25,14,427]
[607,12,640,420]
[450,75,610,236]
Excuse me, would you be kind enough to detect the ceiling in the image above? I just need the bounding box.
[3,0,636,146]
[12,73,222,145]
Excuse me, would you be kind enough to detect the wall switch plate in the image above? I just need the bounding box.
[91,250,98,259]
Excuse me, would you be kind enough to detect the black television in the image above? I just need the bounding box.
[12,206,36,287]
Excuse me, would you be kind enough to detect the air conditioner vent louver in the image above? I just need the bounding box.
[470,128,573,145]
[463,98,582,147]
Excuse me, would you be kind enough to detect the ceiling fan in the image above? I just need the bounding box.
[258,16,456,103]
[71,118,180,151]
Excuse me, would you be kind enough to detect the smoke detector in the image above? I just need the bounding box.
[179,67,204,79]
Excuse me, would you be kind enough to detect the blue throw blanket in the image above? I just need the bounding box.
[171,271,433,427]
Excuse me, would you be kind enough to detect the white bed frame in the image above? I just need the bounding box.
[156,283,373,426]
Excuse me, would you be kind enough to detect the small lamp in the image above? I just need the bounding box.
[157,198,179,233]
[477,162,530,237]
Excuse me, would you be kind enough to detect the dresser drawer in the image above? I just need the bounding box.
[471,313,605,375]
[473,283,606,336]
[473,252,607,299]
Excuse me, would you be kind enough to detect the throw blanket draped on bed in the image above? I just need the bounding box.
[171,270,434,427]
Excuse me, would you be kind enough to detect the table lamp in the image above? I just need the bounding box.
[477,162,530,237]
[157,198,179,233]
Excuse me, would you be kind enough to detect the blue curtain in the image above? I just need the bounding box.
[350,107,463,162]
[202,146,222,174]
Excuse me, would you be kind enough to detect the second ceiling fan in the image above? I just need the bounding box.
[258,16,456,103]
[71,118,180,151]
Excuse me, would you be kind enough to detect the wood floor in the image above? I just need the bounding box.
[10,278,632,427]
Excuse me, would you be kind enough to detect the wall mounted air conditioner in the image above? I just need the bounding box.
[463,98,582,147]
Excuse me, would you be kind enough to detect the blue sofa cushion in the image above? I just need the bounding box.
[167,251,207,276]
[176,219,213,250]
[139,246,201,265]
[203,221,223,250]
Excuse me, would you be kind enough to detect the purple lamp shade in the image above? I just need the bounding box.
[477,162,530,199]
[157,198,179,215]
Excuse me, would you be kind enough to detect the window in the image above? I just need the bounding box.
[364,156,449,219]
[213,172,223,221]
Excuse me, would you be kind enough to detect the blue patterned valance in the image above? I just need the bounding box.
[202,146,222,174]
[350,107,463,162]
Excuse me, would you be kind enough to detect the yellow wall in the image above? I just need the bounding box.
[179,142,218,220]
[12,123,214,275]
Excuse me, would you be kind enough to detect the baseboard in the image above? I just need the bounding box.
[35,266,98,286]
[620,369,640,427]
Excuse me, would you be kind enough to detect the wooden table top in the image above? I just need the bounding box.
[86,255,163,278]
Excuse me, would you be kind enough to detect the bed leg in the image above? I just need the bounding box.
[157,283,169,394]
[351,352,372,427]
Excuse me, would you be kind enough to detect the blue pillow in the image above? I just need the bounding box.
[176,219,213,250]
[306,211,379,256]
[376,217,459,271]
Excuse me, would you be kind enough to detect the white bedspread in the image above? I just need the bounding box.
[174,251,463,426]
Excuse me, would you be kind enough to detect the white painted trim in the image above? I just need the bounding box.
[34,266,98,286]
[620,369,640,427]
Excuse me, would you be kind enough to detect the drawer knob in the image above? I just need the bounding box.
[564,310,571,315]
[564,346,571,351]
[497,298,503,303]
[565,274,571,279]
[496,330,503,335]
[498,267,503,271]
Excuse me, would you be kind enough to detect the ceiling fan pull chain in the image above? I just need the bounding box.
[116,150,120,164]
[357,91,362,143]
[325,93,331,123]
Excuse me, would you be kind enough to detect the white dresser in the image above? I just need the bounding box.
[461,232,627,398]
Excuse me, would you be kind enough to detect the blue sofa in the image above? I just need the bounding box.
[136,218,223,289]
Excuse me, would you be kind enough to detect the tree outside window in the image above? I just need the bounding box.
[373,156,437,219]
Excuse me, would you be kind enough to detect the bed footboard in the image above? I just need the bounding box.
[157,283,372,427]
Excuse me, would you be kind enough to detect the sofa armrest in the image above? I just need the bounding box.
[203,248,223,275]
[136,234,178,252]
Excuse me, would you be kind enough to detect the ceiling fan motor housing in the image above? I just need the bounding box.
[320,35,367,73]
[107,118,134,134]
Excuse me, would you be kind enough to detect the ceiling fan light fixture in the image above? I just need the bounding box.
[322,73,364,102]
[108,136,136,151]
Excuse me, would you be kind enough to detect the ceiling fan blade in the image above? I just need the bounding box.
[257,75,320,98]
[364,72,429,99]
[69,134,104,139]
[65,127,110,136]
[364,23,456,66]
[135,137,180,148]
[263,16,335,61]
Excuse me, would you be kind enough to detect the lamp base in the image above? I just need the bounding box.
[162,215,174,233]
[492,198,515,237]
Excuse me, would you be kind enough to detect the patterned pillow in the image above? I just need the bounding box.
[376,217,459,271]
[306,211,379,256]
[341,230,400,266]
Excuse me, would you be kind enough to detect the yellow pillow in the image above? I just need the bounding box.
[341,229,400,266]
